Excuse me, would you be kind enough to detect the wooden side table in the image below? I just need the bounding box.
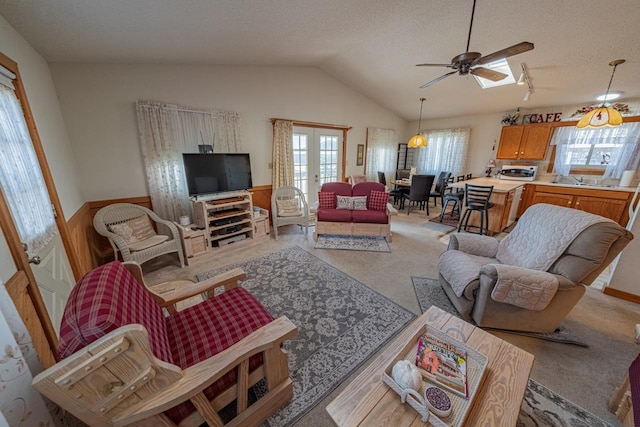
[326,306,534,426]
[173,222,209,265]
[253,208,270,237]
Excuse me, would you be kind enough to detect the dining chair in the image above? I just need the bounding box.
[430,171,451,207]
[466,173,473,180]
[457,175,465,182]
[458,184,494,235]
[400,174,435,215]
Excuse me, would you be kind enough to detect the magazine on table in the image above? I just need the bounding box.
[415,331,468,399]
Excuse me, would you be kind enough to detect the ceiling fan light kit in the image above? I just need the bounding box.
[408,98,428,148]
[577,59,625,129]
[416,0,534,89]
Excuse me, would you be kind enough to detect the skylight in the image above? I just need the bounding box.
[472,58,516,89]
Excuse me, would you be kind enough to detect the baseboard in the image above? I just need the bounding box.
[602,286,640,304]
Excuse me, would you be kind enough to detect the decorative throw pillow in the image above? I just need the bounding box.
[108,222,136,243]
[318,191,336,209]
[352,196,368,210]
[278,198,301,217]
[369,190,389,212]
[126,215,156,241]
[336,195,353,210]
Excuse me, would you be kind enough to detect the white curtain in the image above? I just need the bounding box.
[272,120,294,189]
[0,83,56,256]
[136,101,243,221]
[415,127,470,176]
[365,128,396,183]
[550,122,640,179]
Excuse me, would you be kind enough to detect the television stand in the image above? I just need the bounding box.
[193,191,258,250]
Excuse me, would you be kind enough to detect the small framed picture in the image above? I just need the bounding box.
[356,144,365,166]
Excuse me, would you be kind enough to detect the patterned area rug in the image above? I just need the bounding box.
[428,211,460,228]
[314,234,390,252]
[411,277,588,347]
[197,246,414,426]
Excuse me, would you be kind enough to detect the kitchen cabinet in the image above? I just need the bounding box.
[496,124,551,160]
[522,185,632,226]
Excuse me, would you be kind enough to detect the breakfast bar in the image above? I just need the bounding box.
[449,177,524,235]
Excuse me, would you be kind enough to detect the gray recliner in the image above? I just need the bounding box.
[438,203,633,333]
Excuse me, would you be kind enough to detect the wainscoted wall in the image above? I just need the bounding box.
[67,188,273,273]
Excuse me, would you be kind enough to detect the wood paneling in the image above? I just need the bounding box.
[66,196,153,271]
[250,185,272,212]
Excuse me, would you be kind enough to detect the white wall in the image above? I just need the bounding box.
[49,63,407,201]
[0,14,83,219]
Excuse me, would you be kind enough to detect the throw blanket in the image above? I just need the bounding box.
[496,203,610,271]
[489,264,559,310]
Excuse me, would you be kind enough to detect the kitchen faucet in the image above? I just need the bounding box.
[569,175,584,184]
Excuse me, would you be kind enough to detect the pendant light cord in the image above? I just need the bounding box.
[417,98,425,134]
[601,59,624,106]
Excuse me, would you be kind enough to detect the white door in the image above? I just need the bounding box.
[293,126,343,205]
[30,234,74,335]
[0,75,74,336]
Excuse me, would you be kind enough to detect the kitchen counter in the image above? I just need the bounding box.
[531,180,637,192]
[449,177,524,192]
[450,177,637,193]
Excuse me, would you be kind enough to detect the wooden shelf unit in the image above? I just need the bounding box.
[193,191,255,249]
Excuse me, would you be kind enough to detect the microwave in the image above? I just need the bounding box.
[499,165,538,181]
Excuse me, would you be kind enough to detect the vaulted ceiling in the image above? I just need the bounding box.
[1,0,639,121]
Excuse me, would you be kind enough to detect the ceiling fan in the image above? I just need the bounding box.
[416,0,534,89]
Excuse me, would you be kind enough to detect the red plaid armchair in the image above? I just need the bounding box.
[32,261,297,427]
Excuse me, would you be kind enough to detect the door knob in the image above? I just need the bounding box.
[21,242,41,264]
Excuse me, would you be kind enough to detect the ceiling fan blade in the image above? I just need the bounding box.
[419,71,457,89]
[416,63,453,67]
[474,41,534,66]
[470,67,507,81]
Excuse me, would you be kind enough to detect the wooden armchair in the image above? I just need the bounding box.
[32,261,298,427]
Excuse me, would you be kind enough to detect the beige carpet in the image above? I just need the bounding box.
[143,208,638,426]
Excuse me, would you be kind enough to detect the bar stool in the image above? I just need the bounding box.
[458,184,494,235]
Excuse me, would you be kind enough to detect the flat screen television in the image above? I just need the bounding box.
[183,153,253,197]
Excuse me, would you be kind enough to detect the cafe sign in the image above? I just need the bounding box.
[522,112,563,124]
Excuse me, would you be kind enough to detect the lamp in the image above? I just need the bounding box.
[485,159,496,177]
[577,59,625,129]
[407,97,427,148]
[517,63,526,85]
[519,63,533,101]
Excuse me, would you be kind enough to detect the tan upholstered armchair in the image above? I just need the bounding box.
[94,203,185,267]
[438,203,633,333]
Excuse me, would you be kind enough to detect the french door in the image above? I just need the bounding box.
[292,126,343,205]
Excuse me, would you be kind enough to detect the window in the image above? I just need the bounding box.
[473,59,516,89]
[415,128,470,175]
[0,79,56,255]
[550,122,640,178]
[292,132,308,195]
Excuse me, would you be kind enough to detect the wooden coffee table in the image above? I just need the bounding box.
[326,306,534,426]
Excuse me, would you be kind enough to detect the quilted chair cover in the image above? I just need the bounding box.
[58,261,274,424]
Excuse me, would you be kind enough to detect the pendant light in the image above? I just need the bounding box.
[576,59,625,129]
[407,98,427,148]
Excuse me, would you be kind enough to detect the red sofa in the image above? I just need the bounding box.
[314,181,394,242]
